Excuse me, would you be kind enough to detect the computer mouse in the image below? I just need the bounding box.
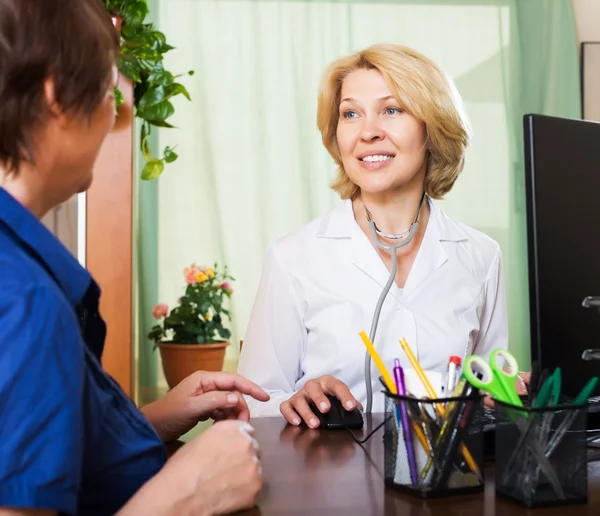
[307,393,364,430]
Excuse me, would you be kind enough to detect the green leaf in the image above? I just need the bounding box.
[217,327,231,340]
[121,1,149,27]
[149,69,174,86]
[136,100,175,122]
[114,87,125,108]
[166,83,191,102]
[118,55,142,83]
[164,147,178,163]
[138,85,166,109]
[147,119,175,129]
[141,159,165,180]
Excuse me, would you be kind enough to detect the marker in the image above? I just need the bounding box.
[394,359,419,487]
[445,356,462,398]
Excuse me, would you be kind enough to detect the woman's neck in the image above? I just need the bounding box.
[355,190,429,236]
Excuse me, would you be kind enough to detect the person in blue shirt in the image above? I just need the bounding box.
[0,0,269,514]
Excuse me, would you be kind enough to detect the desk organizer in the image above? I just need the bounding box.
[383,392,484,498]
[494,400,588,508]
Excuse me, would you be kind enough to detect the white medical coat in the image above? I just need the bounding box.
[237,198,508,416]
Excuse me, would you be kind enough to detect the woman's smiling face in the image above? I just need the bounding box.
[336,68,428,197]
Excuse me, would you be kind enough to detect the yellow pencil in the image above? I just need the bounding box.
[399,338,482,481]
[359,331,396,394]
[359,331,431,454]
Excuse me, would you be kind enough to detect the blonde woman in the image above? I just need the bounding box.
[238,43,526,427]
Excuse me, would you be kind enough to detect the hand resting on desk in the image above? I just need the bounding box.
[280,375,362,428]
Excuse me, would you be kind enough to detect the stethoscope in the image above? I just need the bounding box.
[363,191,427,413]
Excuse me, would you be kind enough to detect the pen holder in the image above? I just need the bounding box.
[384,392,485,498]
[494,399,588,508]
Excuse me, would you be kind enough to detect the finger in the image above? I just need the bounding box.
[303,380,331,414]
[210,409,224,421]
[290,394,320,429]
[515,377,528,396]
[190,391,241,420]
[198,372,271,402]
[234,421,261,457]
[483,394,495,408]
[324,377,359,411]
[280,399,302,426]
[519,371,531,384]
[233,394,250,422]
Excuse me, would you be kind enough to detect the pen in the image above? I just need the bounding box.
[394,359,419,487]
[400,338,481,481]
[432,380,479,488]
[360,331,396,393]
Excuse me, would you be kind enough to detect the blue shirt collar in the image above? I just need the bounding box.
[0,188,92,308]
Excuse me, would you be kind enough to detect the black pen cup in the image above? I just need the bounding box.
[494,400,588,508]
[384,392,485,498]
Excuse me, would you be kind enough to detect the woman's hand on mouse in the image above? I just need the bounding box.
[279,375,362,428]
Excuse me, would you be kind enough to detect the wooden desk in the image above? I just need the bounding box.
[245,414,600,515]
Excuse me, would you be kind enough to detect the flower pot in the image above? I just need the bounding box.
[157,341,229,389]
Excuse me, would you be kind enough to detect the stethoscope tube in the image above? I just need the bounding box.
[364,221,419,413]
[363,193,426,414]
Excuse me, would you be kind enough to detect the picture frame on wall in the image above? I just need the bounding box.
[581,42,600,121]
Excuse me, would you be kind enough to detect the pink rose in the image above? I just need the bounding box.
[152,303,168,319]
[220,281,233,294]
[185,267,200,284]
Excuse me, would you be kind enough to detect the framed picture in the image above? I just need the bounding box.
[581,42,600,121]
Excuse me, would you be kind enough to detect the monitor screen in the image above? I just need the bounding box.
[524,114,600,414]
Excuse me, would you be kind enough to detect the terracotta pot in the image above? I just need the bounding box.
[157,341,229,389]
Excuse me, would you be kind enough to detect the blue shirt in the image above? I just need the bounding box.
[0,189,166,515]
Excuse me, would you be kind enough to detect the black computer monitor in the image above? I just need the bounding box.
[524,114,600,424]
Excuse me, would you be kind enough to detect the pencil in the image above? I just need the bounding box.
[399,338,481,481]
[362,333,431,454]
[360,331,396,394]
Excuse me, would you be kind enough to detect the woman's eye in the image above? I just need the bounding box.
[342,110,358,119]
[385,107,402,115]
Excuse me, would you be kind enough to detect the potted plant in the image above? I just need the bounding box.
[102,0,194,179]
[148,263,234,389]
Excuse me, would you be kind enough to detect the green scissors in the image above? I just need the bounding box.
[463,349,522,407]
[463,352,566,498]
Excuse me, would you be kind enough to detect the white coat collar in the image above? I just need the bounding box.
[316,197,469,298]
[317,198,468,243]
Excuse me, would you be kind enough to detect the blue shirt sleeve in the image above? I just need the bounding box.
[0,282,84,514]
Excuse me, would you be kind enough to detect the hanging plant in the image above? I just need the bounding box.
[102,0,194,180]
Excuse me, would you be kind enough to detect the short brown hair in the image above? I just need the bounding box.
[0,0,119,173]
[317,44,471,200]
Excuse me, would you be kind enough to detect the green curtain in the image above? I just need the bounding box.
[135,0,580,391]
[134,0,160,397]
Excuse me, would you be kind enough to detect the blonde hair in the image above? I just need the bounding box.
[317,43,471,200]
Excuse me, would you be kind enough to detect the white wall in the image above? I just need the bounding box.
[572,0,600,42]
[572,0,600,121]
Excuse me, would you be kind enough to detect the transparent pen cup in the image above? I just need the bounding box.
[494,399,588,508]
[384,392,485,498]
